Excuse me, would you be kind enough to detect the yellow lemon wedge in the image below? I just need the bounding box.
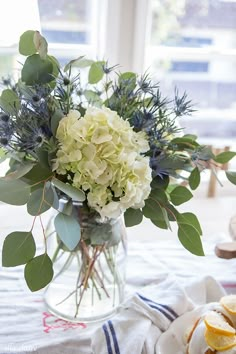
[205,328,236,351]
[204,311,235,336]
[221,295,236,314]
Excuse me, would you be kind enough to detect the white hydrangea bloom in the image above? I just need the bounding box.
[54,106,152,218]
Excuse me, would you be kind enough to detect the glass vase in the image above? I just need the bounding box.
[43,201,127,323]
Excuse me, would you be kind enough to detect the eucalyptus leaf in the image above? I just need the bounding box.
[88,61,105,84]
[27,184,54,216]
[143,197,166,221]
[2,163,34,180]
[170,186,193,206]
[22,163,52,184]
[118,72,137,90]
[189,167,200,190]
[2,231,36,267]
[177,212,202,236]
[19,30,36,56]
[151,175,169,190]
[21,54,54,85]
[151,218,168,230]
[83,90,102,106]
[0,179,30,205]
[24,254,54,291]
[214,151,236,164]
[64,56,93,71]
[52,177,85,202]
[226,171,236,185]
[124,208,143,227]
[170,136,199,149]
[0,89,20,115]
[35,148,50,169]
[54,213,81,250]
[178,223,204,256]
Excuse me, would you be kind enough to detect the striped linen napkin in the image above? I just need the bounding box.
[92,275,225,354]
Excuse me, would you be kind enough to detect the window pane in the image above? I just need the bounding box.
[38,0,93,45]
[146,0,236,141]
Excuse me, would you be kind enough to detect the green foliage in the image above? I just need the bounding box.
[214,151,236,164]
[21,54,54,85]
[2,231,36,267]
[170,186,193,206]
[189,167,201,190]
[0,29,236,293]
[0,179,30,205]
[54,212,81,250]
[88,61,105,84]
[0,89,20,114]
[52,178,85,202]
[27,184,54,216]
[177,223,204,256]
[19,30,37,56]
[124,208,143,227]
[24,254,54,291]
[226,171,236,185]
[3,163,34,180]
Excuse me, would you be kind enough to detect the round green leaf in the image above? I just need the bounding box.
[170,186,193,206]
[54,213,81,251]
[27,185,54,216]
[22,163,52,184]
[0,179,30,205]
[19,30,37,56]
[88,61,104,84]
[189,167,200,190]
[0,89,20,115]
[2,231,36,267]
[124,208,143,227]
[21,54,54,85]
[3,163,34,181]
[24,254,54,291]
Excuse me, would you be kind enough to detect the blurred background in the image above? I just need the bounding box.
[0,0,235,151]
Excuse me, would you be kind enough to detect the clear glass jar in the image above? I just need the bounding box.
[44,201,127,323]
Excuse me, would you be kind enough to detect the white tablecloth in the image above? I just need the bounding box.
[1,231,236,354]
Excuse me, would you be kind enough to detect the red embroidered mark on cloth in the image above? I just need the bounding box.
[42,312,87,333]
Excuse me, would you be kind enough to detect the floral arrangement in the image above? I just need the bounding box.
[1,30,236,294]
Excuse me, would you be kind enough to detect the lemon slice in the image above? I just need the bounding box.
[204,311,235,336]
[205,328,236,351]
[221,295,236,314]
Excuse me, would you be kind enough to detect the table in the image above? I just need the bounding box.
[1,199,236,353]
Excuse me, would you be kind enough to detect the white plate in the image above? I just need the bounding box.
[156,304,217,354]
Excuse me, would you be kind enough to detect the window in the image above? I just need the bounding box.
[145,0,236,141]
[38,0,106,61]
[171,61,209,72]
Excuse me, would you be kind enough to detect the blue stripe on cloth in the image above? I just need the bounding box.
[137,293,178,321]
[108,320,120,354]
[149,304,175,322]
[102,323,113,354]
